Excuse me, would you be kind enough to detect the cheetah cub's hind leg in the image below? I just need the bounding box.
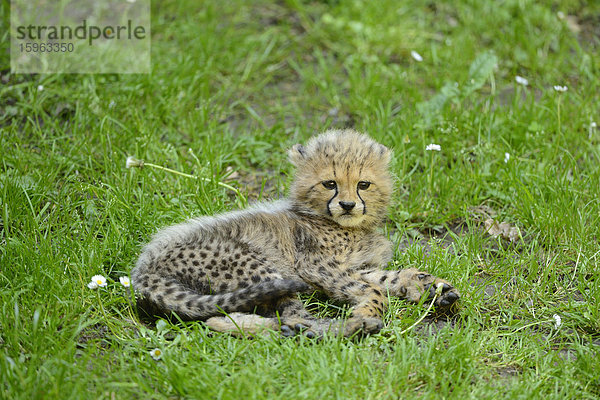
[205,298,319,338]
[204,313,280,338]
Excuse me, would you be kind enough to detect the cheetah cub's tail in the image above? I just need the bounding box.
[132,273,309,320]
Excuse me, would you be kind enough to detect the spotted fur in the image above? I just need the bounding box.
[131,129,459,337]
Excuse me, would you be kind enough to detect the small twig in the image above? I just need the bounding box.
[496,318,558,337]
[397,284,442,335]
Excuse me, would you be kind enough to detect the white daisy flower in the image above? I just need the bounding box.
[553,314,562,329]
[425,144,441,151]
[37,85,44,92]
[119,276,131,287]
[553,85,568,92]
[504,152,510,163]
[590,122,597,128]
[150,348,163,360]
[91,275,107,288]
[87,281,99,290]
[126,156,144,169]
[410,50,423,62]
[515,76,528,86]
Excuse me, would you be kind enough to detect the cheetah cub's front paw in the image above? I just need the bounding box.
[424,279,460,308]
[404,269,460,308]
[343,316,383,337]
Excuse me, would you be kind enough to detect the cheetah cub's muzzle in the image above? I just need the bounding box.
[322,180,370,227]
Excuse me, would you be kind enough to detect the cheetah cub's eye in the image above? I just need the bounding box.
[322,180,337,190]
[357,181,371,190]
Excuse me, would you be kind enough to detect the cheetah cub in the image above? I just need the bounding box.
[131,129,459,337]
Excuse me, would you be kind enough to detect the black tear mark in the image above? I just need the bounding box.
[356,185,366,215]
[326,187,338,216]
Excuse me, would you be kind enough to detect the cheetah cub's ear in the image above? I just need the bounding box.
[377,143,392,165]
[288,144,306,166]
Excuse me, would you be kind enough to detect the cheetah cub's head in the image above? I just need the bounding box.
[289,129,393,228]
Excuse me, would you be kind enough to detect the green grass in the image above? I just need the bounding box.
[1,0,600,398]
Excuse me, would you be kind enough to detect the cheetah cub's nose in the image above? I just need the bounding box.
[339,201,356,211]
